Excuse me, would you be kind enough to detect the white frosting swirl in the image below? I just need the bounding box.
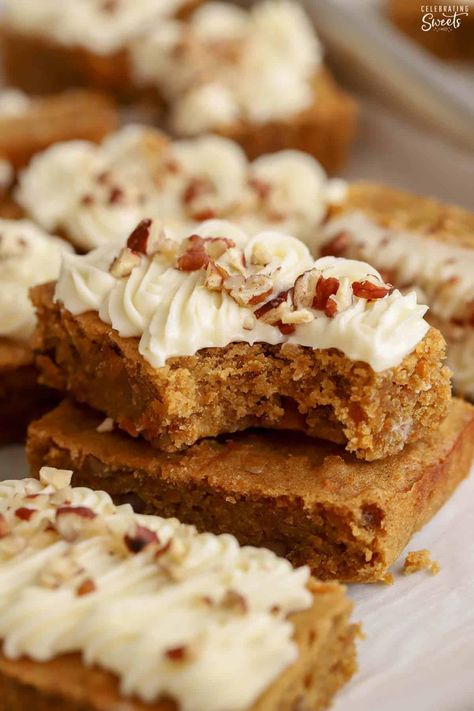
[0,89,32,118]
[3,0,194,54]
[0,219,72,341]
[0,469,312,711]
[132,0,322,128]
[55,220,429,371]
[16,126,344,251]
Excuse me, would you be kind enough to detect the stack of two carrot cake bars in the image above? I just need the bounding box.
[27,215,474,585]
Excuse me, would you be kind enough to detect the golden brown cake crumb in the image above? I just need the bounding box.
[403,549,440,576]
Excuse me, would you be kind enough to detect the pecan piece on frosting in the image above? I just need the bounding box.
[15,507,36,521]
[110,247,141,278]
[221,589,248,615]
[76,578,97,596]
[126,218,153,253]
[352,280,392,300]
[204,261,229,291]
[178,236,235,272]
[254,290,296,334]
[319,231,350,257]
[313,276,340,318]
[225,273,273,307]
[293,269,320,309]
[55,506,97,542]
[125,525,159,554]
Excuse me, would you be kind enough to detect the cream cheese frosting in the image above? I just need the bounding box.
[0,219,72,341]
[16,126,344,251]
[54,218,430,371]
[0,468,312,711]
[131,0,322,129]
[3,0,194,55]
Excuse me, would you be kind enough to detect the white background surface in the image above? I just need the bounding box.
[1,0,473,709]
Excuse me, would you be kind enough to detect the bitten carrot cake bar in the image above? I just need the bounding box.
[27,398,474,583]
[0,468,358,711]
[16,126,346,252]
[318,182,474,399]
[1,0,202,97]
[0,219,72,443]
[32,219,450,459]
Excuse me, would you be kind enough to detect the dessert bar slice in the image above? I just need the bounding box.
[318,181,474,399]
[0,468,358,711]
[27,398,474,583]
[0,218,71,442]
[32,220,450,460]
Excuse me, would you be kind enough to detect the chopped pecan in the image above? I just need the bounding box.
[182,177,212,206]
[108,186,123,205]
[254,289,296,334]
[191,208,216,221]
[221,590,248,614]
[110,247,141,278]
[204,260,229,291]
[126,218,153,254]
[319,231,350,257]
[225,274,273,306]
[76,578,96,596]
[313,276,340,318]
[125,525,159,553]
[56,506,97,542]
[164,645,196,663]
[15,507,36,521]
[352,280,392,300]
[293,269,320,309]
[177,235,209,271]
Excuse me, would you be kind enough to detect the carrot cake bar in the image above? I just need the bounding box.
[27,398,474,583]
[1,0,202,97]
[317,182,474,399]
[0,218,72,443]
[0,467,358,711]
[129,0,356,171]
[32,219,450,459]
[15,126,346,252]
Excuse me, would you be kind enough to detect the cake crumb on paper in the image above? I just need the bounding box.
[403,549,440,576]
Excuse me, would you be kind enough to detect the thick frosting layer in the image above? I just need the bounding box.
[55,219,429,371]
[0,89,32,118]
[0,469,311,711]
[131,0,322,128]
[3,0,193,54]
[318,211,474,325]
[17,126,344,251]
[0,219,72,341]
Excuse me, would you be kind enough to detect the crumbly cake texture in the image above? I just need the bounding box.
[0,339,57,444]
[0,471,358,711]
[402,549,440,576]
[27,398,474,583]
[31,282,450,460]
[388,0,474,60]
[216,69,357,174]
[0,90,118,170]
[0,0,202,98]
